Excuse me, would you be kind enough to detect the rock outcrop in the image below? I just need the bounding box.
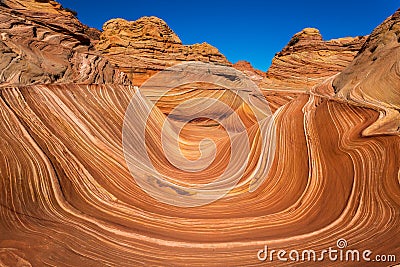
[0,70,399,267]
[0,1,399,266]
[96,17,230,86]
[233,60,266,82]
[261,28,367,90]
[0,0,130,86]
[333,8,400,136]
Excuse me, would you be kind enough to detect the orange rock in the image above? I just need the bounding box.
[333,8,400,136]
[96,17,231,86]
[262,28,367,90]
[0,0,130,86]
[0,1,399,266]
[233,60,266,82]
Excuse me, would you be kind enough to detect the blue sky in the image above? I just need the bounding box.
[58,0,399,71]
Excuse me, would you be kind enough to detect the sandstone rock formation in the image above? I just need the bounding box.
[0,0,130,86]
[333,9,400,136]
[96,17,230,86]
[0,1,399,266]
[0,76,399,267]
[233,60,266,81]
[261,28,367,90]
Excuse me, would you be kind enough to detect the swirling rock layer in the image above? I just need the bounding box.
[0,1,399,266]
[333,9,400,136]
[0,0,130,86]
[262,28,367,90]
[0,84,399,266]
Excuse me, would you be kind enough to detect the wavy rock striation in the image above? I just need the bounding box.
[0,82,399,266]
[333,8,400,136]
[0,0,130,86]
[0,1,399,266]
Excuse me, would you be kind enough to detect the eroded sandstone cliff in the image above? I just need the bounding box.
[0,1,399,266]
[233,60,266,81]
[0,0,130,86]
[333,9,400,136]
[261,27,367,90]
[96,17,230,86]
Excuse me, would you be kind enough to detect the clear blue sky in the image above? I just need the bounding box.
[58,0,399,71]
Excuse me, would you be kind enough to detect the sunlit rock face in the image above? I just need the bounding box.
[96,17,230,86]
[0,1,399,266]
[262,27,367,90]
[333,9,400,136]
[233,60,266,82]
[0,0,130,86]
